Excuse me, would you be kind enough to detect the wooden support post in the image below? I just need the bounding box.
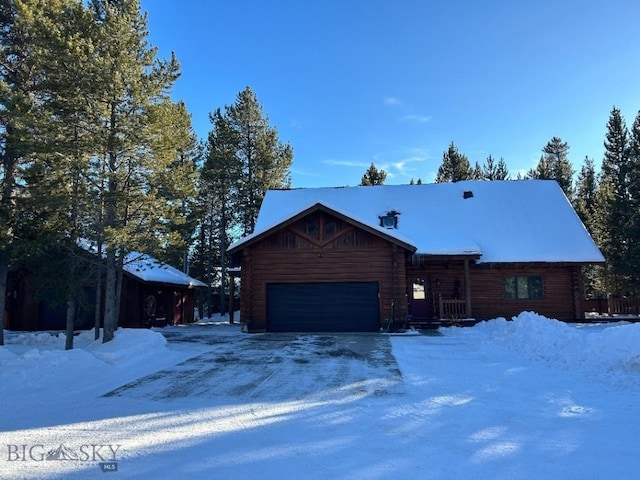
[463,259,472,318]
[228,273,235,324]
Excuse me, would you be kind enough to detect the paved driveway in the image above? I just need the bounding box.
[104,329,403,402]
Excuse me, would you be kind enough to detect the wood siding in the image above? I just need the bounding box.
[237,209,588,331]
[470,264,580,320]
[406,259,585,321]
[240,211,410,332]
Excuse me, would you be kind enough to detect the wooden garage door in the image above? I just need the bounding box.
[266,282,380,332]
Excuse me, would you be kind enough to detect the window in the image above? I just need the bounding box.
[305,220,318,238]
[325,219,337,237]
[379,211,400,229]
[412,282,426,300]
[504,275,543,300]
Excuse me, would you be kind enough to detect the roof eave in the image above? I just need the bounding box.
[228,202,417,255]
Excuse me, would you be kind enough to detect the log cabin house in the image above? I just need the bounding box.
[228,180,605,333]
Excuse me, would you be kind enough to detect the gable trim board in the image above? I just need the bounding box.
[229,181,604,333]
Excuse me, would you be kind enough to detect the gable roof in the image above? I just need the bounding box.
[123,252,208,288]
[228,201,418,255]
[229,180,605,264]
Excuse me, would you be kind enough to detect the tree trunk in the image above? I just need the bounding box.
[94,250,103,341]
[0,252,9,346]
[65,297,76,350]
[115,254,124,329]
[220,216,227,318]
[103,249,117,343]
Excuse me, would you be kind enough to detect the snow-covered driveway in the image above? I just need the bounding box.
[1,314,640,479]
[105,331,403,401]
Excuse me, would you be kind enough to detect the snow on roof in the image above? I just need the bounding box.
[230,180,604,264]
[123,252,207,288]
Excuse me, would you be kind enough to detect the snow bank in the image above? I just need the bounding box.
[0,328,186,403]
[1,329,170,373]
[0,342,17,364]
[449,311,640,386]
[85,328,168,366]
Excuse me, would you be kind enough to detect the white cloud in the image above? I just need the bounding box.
[384,97,401,107]
[400,114,432,124]
[322,159,370,168]
[383,96,432,124]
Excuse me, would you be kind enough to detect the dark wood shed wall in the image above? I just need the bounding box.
[119,275,197,328]
[240,238,408,332]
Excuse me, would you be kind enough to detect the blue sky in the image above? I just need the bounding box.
[140,0,640,188]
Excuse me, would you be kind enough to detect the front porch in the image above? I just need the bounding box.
[405,255,475,328]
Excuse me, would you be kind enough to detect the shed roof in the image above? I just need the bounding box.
[229,180,604,264]
[123,252,207,288]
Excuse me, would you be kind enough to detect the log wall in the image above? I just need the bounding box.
[406,259,583,321]
[469,264,579,320]
[240,211,410,331]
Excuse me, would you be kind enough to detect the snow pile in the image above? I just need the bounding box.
[455,311,640,385]
[0,328,184,403]
[0,342,17,364]
[85,328,168,366]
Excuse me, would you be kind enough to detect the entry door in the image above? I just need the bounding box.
[409,278,431,320]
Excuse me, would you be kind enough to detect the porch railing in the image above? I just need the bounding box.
[439,296,467,319]
[585,296,640,316]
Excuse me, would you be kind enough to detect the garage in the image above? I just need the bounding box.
[266,282,380,332]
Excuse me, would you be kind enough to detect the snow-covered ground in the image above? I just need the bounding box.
[1,312,639,479]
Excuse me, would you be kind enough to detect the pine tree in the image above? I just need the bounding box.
[360,162,387,186]
[573,157,597,231]
[573,156,599,297]
[200,108,242,317]
[593,107,631,294]
[472,161,483,180]
[435,142,472,183]
[28,0,101,349]
[87,0,195,342]
[0,0,47,345]
[626,111,640,292]
[194,89,292,316]
[226,87,293,236]
[542,137,574,198]
[482,155,510,180]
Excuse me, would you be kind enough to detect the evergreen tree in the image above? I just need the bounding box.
[472,161,483,180]
[627,111,640,291]
[87,0,196,342]
[226,87,293,236]
[0,0,46,345]
[573,156,599,297]
[435,142,472,183]
[542,137,574,198]
[28,0,100,349]
[482,155,510,180]
[199,108,242,317]
[593,107,631,294]
[573,157,597,232]
[194,89,292,317]
[360,162,387,186]
[528,137,573,198]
